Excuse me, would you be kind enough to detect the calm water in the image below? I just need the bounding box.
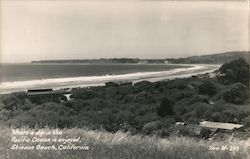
[0,63,186,82]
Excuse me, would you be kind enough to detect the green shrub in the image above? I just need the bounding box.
[223,83,249,104]
[217,58,249,86]
[194,103,210,118]
[142,121,161,135]
[10,102,75,128]
[242,116,250,127]
[28,94,63,104]
[116,110,134,124]
[71,90,98,100]
[64,99,87,112]
[211,112,223,122]
[198,80,217,96]
[156,97,174,117]
[166,79,187,89]
[183,111,200,124]
[0,109,12,121]
[132,92,156,104]
[1,94,18,110]
[189,95,209,104]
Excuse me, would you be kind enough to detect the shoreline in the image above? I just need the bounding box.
[0,64,220,94]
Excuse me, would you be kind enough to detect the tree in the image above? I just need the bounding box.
[198,80,217,96]
[218,58,249,86]
[156,97,174,117]
[223,83,249,104]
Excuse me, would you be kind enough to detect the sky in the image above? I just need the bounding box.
[0,0,249,63]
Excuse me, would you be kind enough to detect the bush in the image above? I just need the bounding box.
[132,92,155,104]
[217,58,249,86]
[71,90,98,100]
[211,112,222,122]
[189,95,209,104]
[142,121,161,135]
[0,109,12,121]
[65,99,87,113]
[223,83,249,104]
[28,94,63,104]
[1,94,18,110]
[183,111,200,124]
[166,79,187,89]
[242,116,250,127]
[142,118,175,136]
[116,110,134,124]
[172,91,195,101]
[157,98,174,117]
[133,81,152,89]
[198,80,217,96]
[10,102,75,128]
[194,103,210,118]
[222,110,240,123]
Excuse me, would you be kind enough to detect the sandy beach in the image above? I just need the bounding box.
[0,64,220,94]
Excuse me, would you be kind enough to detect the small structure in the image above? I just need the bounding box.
[117,80,132,86]
[133,80,152,88]
[164,60,169,64]
[105,80,132,87]
[198,121,244,139]
[64,94,72,101]
[199,121,243,130]
[174,121,244,139]
[105,81,119,87]
[138,60,148,64]
[27,88,56,95]
[175,122,186,126]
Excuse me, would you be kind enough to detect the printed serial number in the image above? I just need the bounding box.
[209,145,239,151]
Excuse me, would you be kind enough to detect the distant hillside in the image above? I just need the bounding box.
[31,51,249,64]
[31,58,141,64]
[166,51,249,64]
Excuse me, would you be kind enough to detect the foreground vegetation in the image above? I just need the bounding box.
[0,127,249,159]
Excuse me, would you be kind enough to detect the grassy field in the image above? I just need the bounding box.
[0,127,249,159]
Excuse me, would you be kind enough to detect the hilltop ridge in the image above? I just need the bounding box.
[31,51,249,64]
[166,51,249,64]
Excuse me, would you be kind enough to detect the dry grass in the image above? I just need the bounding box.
[0,127,249,159]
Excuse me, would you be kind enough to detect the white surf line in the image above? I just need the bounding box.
[0,64,220,94]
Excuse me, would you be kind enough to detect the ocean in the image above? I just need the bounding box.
[0,63,186,82]
[0,63,219,94]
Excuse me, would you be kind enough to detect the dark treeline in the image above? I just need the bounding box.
[0,58,249,138]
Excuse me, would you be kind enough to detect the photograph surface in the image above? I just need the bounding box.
[0,0,249,158]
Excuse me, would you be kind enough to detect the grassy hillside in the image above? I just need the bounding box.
[0,127,249,159]
[167,51,249,64]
